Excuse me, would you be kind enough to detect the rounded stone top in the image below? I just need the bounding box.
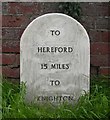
[20,13,89,45]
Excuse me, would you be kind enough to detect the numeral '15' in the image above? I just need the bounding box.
[41,64,48,69]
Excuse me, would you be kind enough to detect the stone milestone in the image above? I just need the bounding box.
[20,13,90,103]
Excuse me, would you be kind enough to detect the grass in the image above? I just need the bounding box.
[1,76,110,119]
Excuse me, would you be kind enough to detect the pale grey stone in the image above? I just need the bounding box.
[20,13,90,104]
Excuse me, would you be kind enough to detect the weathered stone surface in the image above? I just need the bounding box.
[20,13,90,103]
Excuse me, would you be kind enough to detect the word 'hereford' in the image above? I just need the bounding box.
[37,46,73,53]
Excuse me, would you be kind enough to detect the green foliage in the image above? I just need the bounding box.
[1,76,110,119]
[58,2,81,21]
